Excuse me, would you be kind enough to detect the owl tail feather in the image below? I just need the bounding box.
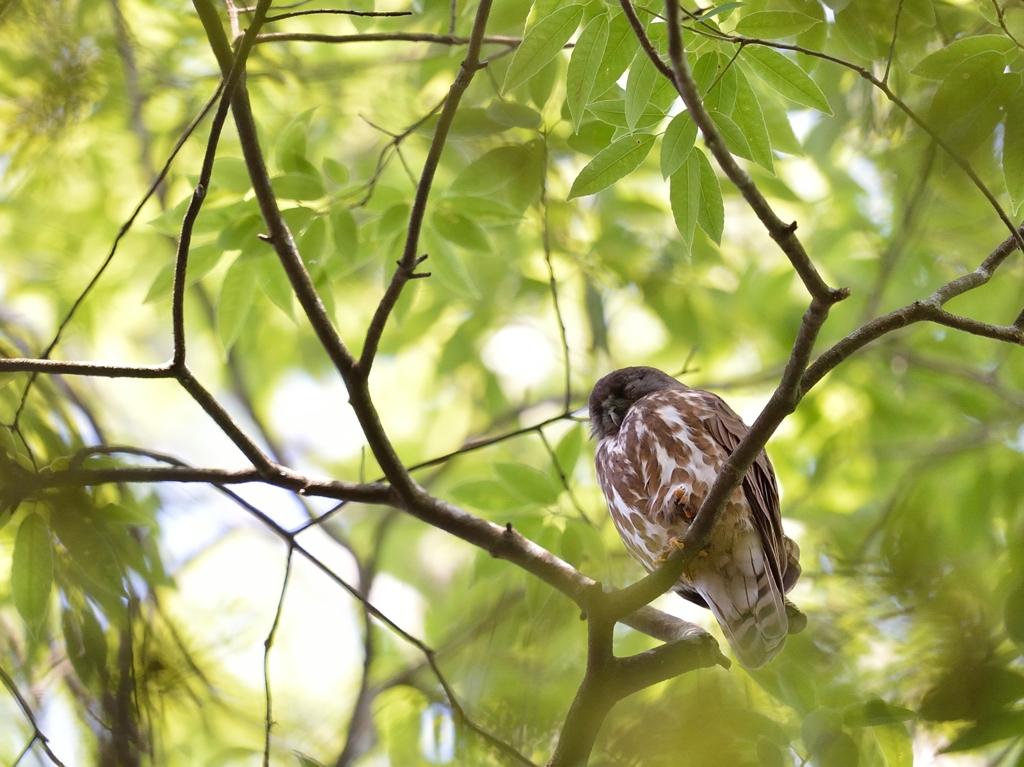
[692,542,789,670]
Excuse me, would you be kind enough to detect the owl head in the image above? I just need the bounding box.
[589,366,686,439]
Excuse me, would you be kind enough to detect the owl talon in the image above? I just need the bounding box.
[673,487,696,520]
[653,536,686,566]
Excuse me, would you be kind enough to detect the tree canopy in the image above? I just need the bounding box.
[1,0,1024,765]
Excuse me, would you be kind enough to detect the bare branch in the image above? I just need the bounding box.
[255,31,520,47]
[265,8,412,21]
[171,0,274,367]
[360,0,499,373]
[682,27,1024,254]
[539,139,572,413]
[10,83,223,423]
[883,0,906,85]
[262,547,293,767]
[0,359,174,378]
[0,663,68,767]
[195,0,360,386]
[657,0,844,303]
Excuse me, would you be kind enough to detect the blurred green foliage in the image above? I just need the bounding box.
[1,0,1024,764]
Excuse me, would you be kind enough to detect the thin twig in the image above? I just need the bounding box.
[883,0,906,85]
[266,8,412,22]
[193,0,360,384]
[10,83,223,425]
[255,31,520,46]
[263,547,293,767]
[359,0,499,373]
[171,0,272,367]
[0,664,69,767]
[539,138,572,412]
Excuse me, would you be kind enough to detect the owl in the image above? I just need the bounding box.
[590,366,802,669]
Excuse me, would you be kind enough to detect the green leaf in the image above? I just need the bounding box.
[568,132,655,198]
[376,204,410,239]
[742,47,832,114]
[63,604,108,685]
[323,157,349,186]
[503,5,584,94]
[486,100,542,129]
[11,512,53,630]
[432,209,491,251]
[1005,571,1024,643]
[559,524,584,567]
[930,52,1017,154]
[437,196,521,225]
[419,108,510,138]
[212,157,252,193]
[697,1,744,21]
[452,144,538,198]
[424,230,479,299]
[449,479,524,512]
[731,68,774,171]
[218,213,262,250]
[51,508,127,597]
[275,107,315,172]
[660,111,697,178]
[272,172,325,201]
[282,206,316,234]
[299,216,328,270]
[553,425,583,479]
[217,255,258,351]
[566,14,609,133]
[709,110,753,161]
[670,153,701,249]
[939,711,1024,753]
[735,11,821,39]
[495,462,562,504]
[912,34,1018,80]
[592,12,639,97]
[919,665,1024,721]
[99,503,156,526]
[257,255,296,317]
[776,659,818,714]
[802,708,844,752]
[844,699,917,728]
[695,150,724,244]
[625,47,659,132]
[587,99,665,130]
[330,206,359,260]
[760,93,803,155]
[140,244,223,306]
[693,52,738,114]
[294,753,328,767]
[756,737,784,767]
[872,723,912,767]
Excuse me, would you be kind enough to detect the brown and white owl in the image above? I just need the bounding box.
[590,366,802,668]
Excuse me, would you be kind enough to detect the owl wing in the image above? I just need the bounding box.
[698,391,789,589]
[687,391,800,667]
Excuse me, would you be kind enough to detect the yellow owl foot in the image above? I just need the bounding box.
[653,536,687,566]
[672,487,696,520]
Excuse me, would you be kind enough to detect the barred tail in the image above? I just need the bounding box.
[694,535,788,669]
